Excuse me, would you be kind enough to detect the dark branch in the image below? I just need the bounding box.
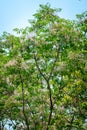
[46,80,53,130]
[34,53,47,81]
[19,70,30,130]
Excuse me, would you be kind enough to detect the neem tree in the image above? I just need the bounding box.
[0,3,87,130]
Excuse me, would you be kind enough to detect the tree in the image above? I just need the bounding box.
[0,3,87,130]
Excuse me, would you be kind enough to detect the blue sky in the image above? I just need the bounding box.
[0,0,87,35]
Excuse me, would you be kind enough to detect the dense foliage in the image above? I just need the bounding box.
[0,4,87,130]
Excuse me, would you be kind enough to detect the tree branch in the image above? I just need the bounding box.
[19,70,30,130]
[46,80,53,130]
[34,46,60,130]
[34,53,47,81]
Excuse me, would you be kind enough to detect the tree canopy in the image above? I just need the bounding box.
[0,4,87,130]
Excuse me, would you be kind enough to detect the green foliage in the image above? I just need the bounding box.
[0,4,87,130]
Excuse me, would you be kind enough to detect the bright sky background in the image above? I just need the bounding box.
[0,0,87,35]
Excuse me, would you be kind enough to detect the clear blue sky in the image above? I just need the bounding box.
[0,0,87,35]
